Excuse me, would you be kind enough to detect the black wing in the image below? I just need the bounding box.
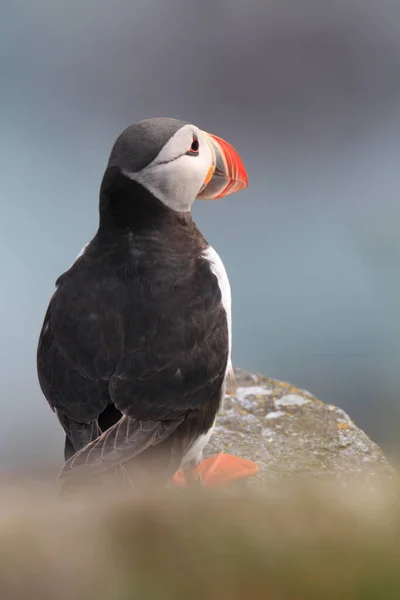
[37,239,229,469]
[59,415,184,481]
[37,301,112,455]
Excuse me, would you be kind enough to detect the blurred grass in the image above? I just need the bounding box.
[0,477,399,599]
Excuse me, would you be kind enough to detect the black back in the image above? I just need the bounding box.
[37,170,229,463]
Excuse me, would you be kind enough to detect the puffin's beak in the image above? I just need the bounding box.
[196,132,248,200]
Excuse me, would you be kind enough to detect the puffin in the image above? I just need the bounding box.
[37,117,256,489]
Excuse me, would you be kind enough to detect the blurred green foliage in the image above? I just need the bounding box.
[0,478,399,599]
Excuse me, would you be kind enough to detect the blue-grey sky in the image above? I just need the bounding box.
[2,0,400,470]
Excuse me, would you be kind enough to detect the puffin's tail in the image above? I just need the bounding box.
[58,414,183,489]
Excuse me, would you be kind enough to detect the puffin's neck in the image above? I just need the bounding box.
[98,167,192,235]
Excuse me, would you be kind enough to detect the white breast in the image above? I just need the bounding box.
[181,424,216,467]
[201,245,233,378]
[180,246,233,469]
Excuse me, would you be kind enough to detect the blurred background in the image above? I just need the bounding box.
[2,0,400,471]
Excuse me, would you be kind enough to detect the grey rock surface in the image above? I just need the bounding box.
[206,368,395,485]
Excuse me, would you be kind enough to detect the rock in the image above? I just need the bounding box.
[206,368,395,485]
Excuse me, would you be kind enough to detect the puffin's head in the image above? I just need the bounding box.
[106,117,248,212]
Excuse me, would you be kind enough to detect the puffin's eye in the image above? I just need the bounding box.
[186,136,199,156]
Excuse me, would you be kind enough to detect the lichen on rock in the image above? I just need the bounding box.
[206,368,395,485]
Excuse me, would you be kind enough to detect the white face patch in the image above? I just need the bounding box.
[123,125,213,212]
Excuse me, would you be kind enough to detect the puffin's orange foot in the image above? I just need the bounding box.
[171,453,259,489]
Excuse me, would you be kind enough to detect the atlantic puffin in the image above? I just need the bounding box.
[37,117,254,488]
